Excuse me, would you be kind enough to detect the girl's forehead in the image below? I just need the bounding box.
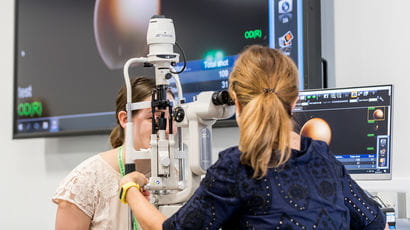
[140,107,169,114]
[140,108,151,114]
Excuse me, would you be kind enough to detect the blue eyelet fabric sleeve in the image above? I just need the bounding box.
[315,141,386,230]
[342,169,386,230]
[163,147,242,230]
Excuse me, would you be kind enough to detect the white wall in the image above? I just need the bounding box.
[330,0,410,192]
[1,0,410,228]
[0,0,111,228]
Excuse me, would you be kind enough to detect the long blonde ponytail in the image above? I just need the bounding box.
[229,45,299,178]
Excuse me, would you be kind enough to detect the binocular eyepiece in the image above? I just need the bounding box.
[212,90,234,106]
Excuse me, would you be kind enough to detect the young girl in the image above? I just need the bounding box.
[53,77,171,229]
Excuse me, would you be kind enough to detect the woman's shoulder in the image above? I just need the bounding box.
[300,136,332,158]
[208,146,254,179]
[299,135,327,150]
[219,145,241,155]
[216,146,242,165]
[298,136,345,177]
[205,146,242,174]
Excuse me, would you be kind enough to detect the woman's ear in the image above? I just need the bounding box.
[118,111,127,128]
[291,97,298,110]
[231,91,242,127]
[231,91,242,116]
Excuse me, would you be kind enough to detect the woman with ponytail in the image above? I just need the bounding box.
[53,77,173,229]
[119,45,387,230]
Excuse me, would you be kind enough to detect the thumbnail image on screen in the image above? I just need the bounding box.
[293,85,393,179]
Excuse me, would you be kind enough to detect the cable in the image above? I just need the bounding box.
[170,41,186,74]
[372,195,387,208]
[364,190,387,208]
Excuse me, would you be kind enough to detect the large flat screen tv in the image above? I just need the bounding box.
[13,0,322,138]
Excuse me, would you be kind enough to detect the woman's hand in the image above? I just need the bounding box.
[120,171,148,188]
[119,171,166,229]
[385,222,389,230]
[141,189,151,201]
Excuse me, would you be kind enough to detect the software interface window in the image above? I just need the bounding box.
[293,85,392,177]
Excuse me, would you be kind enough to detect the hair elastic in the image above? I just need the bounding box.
[263,88,293,117]
[263,88,277,94]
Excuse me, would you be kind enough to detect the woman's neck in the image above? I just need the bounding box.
[290,131,301,151]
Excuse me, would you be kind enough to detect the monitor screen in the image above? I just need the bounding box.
[293,85,393,180]
[14,0,322,138]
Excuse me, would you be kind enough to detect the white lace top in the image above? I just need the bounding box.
[52,155,130,229]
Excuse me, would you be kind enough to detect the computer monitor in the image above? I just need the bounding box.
[293,85,393,180]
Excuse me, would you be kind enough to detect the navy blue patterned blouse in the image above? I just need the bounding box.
[163,136,386,229]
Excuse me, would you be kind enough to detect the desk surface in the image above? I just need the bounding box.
[396,219,410,229]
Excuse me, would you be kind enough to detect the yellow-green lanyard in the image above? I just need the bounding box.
[118,146,139,230]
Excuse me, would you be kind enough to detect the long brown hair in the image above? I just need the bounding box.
[228,45,299,178]
[109,77,155,148]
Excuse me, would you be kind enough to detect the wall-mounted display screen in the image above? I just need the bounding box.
[14,0,322,138]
